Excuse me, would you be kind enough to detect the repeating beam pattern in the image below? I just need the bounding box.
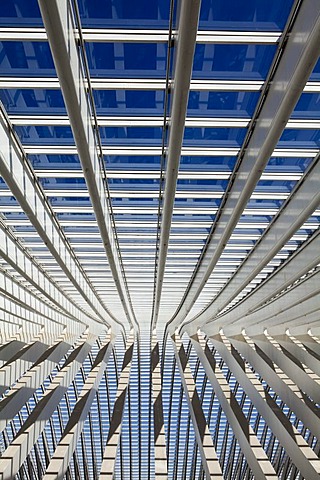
[0,328,78,434]
[100,333,135,478]
[151,0,201,327]
[43,332,115,479]
[0,331,96,479]
[0,329,319,477]
[171,332,224,479]
[183,154,320,332]
[0,220,99,331]
[0,0,319,478]
[208,331,320,479]
[189,333,278,480]
[168,0,320,332]
[151,332,168,478]
[0,106,115,330]
[38,0,136,330]
[203,229,320,335]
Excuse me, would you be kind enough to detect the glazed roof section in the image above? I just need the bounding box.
[0,0,319,335]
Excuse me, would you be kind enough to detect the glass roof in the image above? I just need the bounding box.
[0,14,318,324]
[0,0,319,478]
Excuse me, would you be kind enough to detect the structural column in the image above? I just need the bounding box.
[171,332,223,479]
[229,331,320,440]
[0,331,96,480]
[207,331,320,479]
[99,333,135,479]
[151,331,168,478]
[43,331,115,479]
[190,332,278,479]
[252,332,320,403]
[0,328,79,433]
[0,327,49,395]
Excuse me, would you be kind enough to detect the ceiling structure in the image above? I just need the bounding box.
[0,0,319,478]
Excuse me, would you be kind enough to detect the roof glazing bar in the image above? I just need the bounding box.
[10,115,320,129]
[0,26,280,43]
[22,145,318,157]
[1,76,319,92]
[32,169,301,181]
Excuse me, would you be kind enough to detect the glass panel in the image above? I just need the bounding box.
[293,93,320,118]
[192,44,277,79]
[199,0,294,30]
[0,89,66,114]
[187,91,259,117]
[279,129,320,148]
[86,43,167,78]
[0,0,42,26]
[78,0,174,28]
[94,90,166,115]
[0,41,55,74]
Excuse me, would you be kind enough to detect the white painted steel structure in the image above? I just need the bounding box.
[0,0,319,478]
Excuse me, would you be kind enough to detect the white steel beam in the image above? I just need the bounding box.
[100,333,134,479]
[0,107,120,330]
[218,271,320,336]
[290,332,320,359]
[208,332,320,479]
[0,331,96,480]
[0,222,101,330]
[38,0,136,329]
[0,327,53,395]
[201,229,320,331]
[152,0,202,327]
[0,328,39,367]
[260,305,320,337]
[227,332,320,441]
[248,332,320,404]
[43,332,115,480]
[0,292,77,334]
[0,267,89,331]
[183,159,320,330]
[171,333,224,479]
[190,333,278,480]
[167,0,320,332]
[0,328,79,433]
[0,330,22,364]
[151,331,168,478]
[275,333,320,377]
